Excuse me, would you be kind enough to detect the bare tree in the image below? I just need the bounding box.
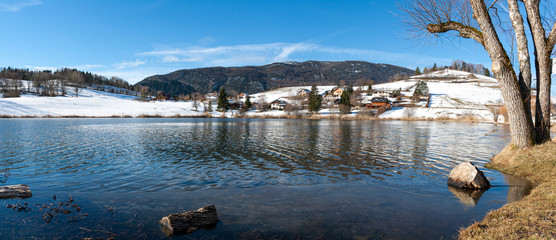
[400,0,556,148]
[487,99,504,123]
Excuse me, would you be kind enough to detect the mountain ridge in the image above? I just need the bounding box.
[135,60,414,96]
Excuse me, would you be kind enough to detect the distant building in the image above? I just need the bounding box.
[270,99,287,110]
[205,92,218,99]
[237,93,248,99]
[364,97,391,109]
[156,92,171,101]
[332,88,344,97]
[297,89,310,97]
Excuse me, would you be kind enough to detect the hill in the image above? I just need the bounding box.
[135,61,413,96]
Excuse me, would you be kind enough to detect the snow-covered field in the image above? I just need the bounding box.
[0,89,209,117]
[380,69,502,121]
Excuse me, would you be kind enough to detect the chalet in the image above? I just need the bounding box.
[371,91,389,98]
[205,92,218,99]
[332,88,344,97]
[298,89,310,97]
[237,93,248,99]
[156,92,171,101]
[364,97,391,109]
[270,99,287,110]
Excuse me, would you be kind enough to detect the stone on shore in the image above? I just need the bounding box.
[0,184,32,198]
[159,205,219,236]
[447,162,490,189]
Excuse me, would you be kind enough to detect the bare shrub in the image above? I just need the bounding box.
[3,89,20,98]
[403,107,417,119]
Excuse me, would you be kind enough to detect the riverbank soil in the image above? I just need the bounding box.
[460,140,556,239]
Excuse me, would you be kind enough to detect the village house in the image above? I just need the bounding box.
[364,97,391,109]
[297,89,310,97]
[332,88,344,97]
[204,92,218,99]
[371,90,389,98]
[270,99,287,110]
[156,92,171,101]
[237,93,248,99]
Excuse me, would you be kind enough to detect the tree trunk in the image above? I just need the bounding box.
[507,0,533,124]
[470,0,535,148]
[523,0,553,143]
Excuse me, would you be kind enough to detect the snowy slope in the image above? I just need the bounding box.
[380,69,502,121]
[0,69,510,121]
[0,89,207,117]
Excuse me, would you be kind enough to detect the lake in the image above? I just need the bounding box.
[0,118,528,239]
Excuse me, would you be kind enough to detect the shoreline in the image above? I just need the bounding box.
[459,141,556,239]
[0,113,505,124]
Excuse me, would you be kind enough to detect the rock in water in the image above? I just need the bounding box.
[447,162,490,189]
[159,205,219,236]
[0,184,32,198]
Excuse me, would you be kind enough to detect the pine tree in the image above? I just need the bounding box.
[483,68,491,77]
[308,85,322,113]
[367,82,373,93]
[414,81,429,96]
[217,88,229,111]
[415,67,421,75]
[339,90,351,114]
[432,63,438,71]
[346,84,354,95]
[245,95,252,109]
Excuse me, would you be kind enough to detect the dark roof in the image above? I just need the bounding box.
[371,97,389,103]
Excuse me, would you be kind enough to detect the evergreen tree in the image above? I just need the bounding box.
[339,90,351,114]
[432,63,438,71]
[217,88,229,111]
[483,68,491,77]
[414,81,429,96]
[346,84,354,95]
[244,95,252,109]
[340,90,350,106]
[367,82,373,93]
[308,85,322,113]
[415,67,421,75]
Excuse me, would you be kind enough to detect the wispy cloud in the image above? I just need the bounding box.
[0,0,41,12]
[114,60,146,69]
[137,42,452,68]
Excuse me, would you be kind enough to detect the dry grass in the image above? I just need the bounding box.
[459,141,556,239]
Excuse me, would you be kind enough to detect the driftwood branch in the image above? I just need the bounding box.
[0,184,32,198]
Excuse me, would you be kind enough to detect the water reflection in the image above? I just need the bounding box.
[448,187,488,206]
[0,119,519,239]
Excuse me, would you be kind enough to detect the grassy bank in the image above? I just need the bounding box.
[460,140,556,239]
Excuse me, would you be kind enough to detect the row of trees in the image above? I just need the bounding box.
[414,60,491,76]
[0,67,133,97]
[401,0,555,148]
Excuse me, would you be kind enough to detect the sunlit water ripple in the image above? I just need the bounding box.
[1,119,510,193]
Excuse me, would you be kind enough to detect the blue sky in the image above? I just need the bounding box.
[0,0,496,84]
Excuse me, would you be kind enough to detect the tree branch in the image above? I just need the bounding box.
[427,21,484,44]
[548,21,556,49]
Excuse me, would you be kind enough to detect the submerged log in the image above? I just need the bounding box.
[0,184,32,198]
[447,162,490,189]
[159,205,219,236]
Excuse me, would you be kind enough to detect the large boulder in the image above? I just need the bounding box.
[447,162,490,189]
[159,205,219,236]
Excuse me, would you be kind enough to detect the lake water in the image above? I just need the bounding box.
[0,118,529,239]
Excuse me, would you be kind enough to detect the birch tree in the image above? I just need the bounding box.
[400,0,556,148]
